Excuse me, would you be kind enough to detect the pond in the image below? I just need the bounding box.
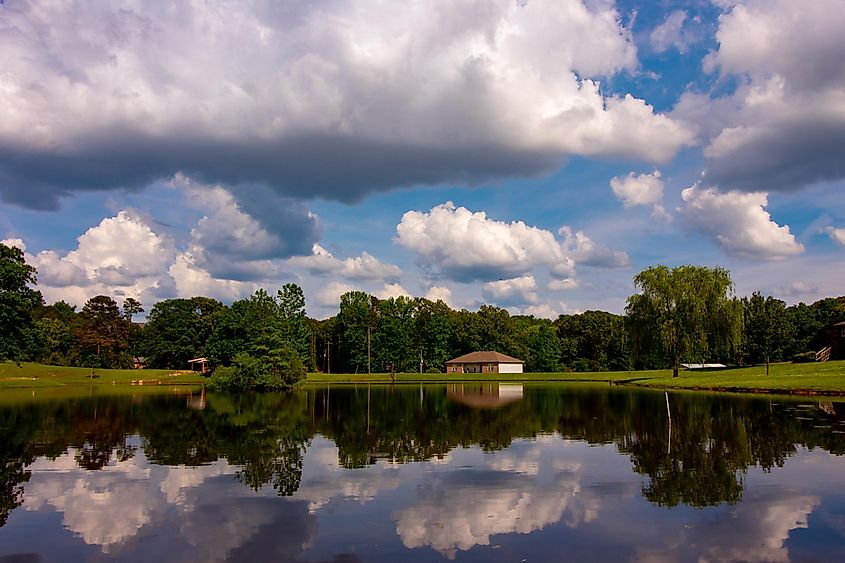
[1,383,845,562]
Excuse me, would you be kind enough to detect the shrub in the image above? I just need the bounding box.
[208,346,306,391]
[208,366,239,390]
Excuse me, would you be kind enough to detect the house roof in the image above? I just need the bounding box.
[834,321,845,327]
[446,351,524,364]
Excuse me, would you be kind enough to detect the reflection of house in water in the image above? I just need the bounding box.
[447,383,524,409]
[187,387,206,410]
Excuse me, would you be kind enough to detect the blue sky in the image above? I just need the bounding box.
[1,0,844,318]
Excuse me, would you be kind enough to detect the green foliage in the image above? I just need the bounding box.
[206,285,312,371]
[277,283,311,368]
[143,297,224,369]
[627,265,743,377]
[34,317,77,366]
[415,298,452,372]
[555,310,629,371]
[742,291,789,365]
[209,347,306,391]
[77,295,129,368]
[0,243,43,361]
[372,296,417,373]
[336,291,373,373]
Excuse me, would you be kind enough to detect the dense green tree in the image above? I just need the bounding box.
[0,243,43,361]
[277,283,310,367]
[337,291,372,373]
[144,297,224,369]
[521,319,561,372]
[77,295,128,368]
[372,296,417,373]
[555,311,629,371]
[742,292,789,372]
[626,265,743,377]
[122,297,144,358]
[449,309,483,357]
[34,318,76,366]
[415,298,453,372]
[122,297,144,322]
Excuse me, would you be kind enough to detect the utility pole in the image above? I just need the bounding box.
[327,341,332,374]
[419,350,423,374]
[367,326,371,375]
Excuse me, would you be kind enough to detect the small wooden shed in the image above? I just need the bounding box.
[445,351,524,374]
[188,357,210,374]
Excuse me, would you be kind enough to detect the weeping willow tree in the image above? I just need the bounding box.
[626,265,743,378]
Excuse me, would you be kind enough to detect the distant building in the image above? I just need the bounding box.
[445,351,524,374]
[133,356,146,370]
[188,357,210,374]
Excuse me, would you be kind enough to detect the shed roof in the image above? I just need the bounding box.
[834,321,845,327]
[446,351,524,364]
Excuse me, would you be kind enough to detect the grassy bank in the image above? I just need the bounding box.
[0,362,208,388]
[3,360,845,395]
[304,370,647,384]
[624,360,845,395]
[305,361,845,395]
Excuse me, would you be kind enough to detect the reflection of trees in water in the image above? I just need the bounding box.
[2,387,845,527]
[259,386,845,508]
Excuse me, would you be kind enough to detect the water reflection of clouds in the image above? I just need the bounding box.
[394,436,604,558]
[293,437,402,512]
[20,447,318,562]
[632,491,820,563]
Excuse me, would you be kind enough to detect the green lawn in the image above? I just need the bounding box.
[0,361,208,388]
[303,370,648,384]
[4,360,845,395]
[624,361,845,394]
[306,361,845,395]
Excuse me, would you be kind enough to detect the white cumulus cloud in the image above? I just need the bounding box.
[0,0,692,210]
[559,227,631,269]
[680,185,804,260]
[314,281,357,308]
[650,10,694,54]
[483,276,541,306]
[288,244,401,281]
[826,226,845,246]
[425,286,453,306]
[18,211,176,306]
[674,0,845,193]
[396,202,575,282]
[610,170,665,207]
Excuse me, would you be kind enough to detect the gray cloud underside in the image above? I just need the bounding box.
[705,118,845,192]
[0,133,564,210]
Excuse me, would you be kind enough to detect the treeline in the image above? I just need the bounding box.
[2,243,844,379]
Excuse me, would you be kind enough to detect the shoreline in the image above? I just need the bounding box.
[3,361,845,398]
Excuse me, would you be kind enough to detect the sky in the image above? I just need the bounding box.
[1,0,844,319]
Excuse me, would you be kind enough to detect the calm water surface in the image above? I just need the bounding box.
[1,384,845,562]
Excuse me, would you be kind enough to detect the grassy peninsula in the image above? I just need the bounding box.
[0,362,207,388]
